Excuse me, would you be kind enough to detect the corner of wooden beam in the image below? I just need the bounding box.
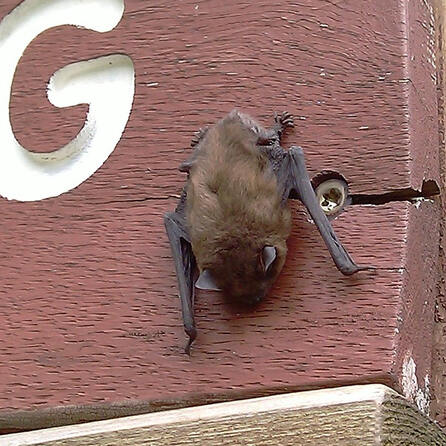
[4,384,446,446]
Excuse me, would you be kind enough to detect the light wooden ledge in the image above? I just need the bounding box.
[3,384,446,446]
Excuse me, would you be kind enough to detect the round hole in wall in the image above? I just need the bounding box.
[311,171,351,219]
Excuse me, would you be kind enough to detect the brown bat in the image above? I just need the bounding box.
[165,110,366,353]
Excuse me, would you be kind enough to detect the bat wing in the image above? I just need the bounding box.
[282,146,367,275]
[164,125,210,353]
[164,196,197,354]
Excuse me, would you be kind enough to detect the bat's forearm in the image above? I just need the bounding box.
[164,213,197,353]
[288,146,365,275]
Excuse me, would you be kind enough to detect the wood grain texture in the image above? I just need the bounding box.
[0,200,440,431]
[4,385,446,446]
[6,0,440,195]
[0,0,442,432]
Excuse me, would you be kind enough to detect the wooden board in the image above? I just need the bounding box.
[431,0,446,428]
[0,200,440,432]
[430,0,446,429]
[7,0,440,196]
[4,385,446,445]
[0,0,442,432]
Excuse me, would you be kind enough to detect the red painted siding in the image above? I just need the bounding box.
[0,0,441,431]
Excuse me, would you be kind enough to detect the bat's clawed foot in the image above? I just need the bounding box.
[273,111,294,141]
[275,111,294,131]
[190,126,209,148]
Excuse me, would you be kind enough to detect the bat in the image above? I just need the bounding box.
[165,110,367,354]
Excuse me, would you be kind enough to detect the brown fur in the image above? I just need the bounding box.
[186,111,291,304]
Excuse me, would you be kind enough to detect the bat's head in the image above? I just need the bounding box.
[195,240,288,305]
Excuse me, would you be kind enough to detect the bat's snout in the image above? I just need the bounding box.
[238,291,267,306]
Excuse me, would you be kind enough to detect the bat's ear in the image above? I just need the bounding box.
[260,246,277,272]
[195,269,222,291]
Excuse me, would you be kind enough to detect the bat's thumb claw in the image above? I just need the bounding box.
[184,326,197,355]
[342,264,376,275]
[358,265,378,273]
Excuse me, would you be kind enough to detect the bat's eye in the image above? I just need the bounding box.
[259,246,276,273]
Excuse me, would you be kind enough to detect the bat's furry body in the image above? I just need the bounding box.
[165,110,365,353]
[185,112,291,304]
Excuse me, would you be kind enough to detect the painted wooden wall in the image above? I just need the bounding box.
[0,0,443,432]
